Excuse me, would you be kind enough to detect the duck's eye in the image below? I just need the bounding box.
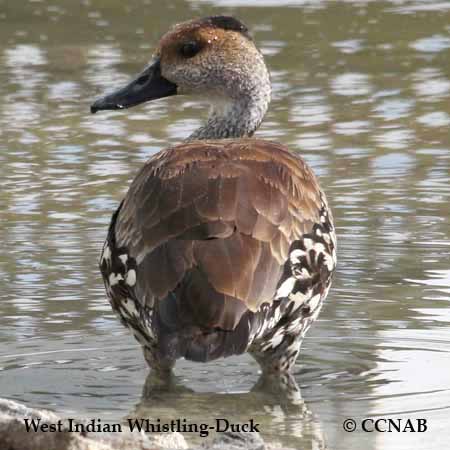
[180,41,201,58]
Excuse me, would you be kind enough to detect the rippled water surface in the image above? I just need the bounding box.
[1,1,450,449]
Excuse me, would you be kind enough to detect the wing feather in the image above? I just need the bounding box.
[114,139,323,331]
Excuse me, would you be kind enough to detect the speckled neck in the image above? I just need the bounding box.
[187,59,271,141]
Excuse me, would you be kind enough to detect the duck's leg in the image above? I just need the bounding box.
[143,345,176,375]
[140,369,195,402]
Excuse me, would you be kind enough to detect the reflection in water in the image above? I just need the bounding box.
[131,371,326,449]
[1,1,450,449]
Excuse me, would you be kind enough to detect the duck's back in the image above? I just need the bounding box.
[100,139,335,364]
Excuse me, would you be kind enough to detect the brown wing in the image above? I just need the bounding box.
[114,139,323,333]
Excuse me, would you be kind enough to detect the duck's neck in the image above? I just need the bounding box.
[187,80,271,141]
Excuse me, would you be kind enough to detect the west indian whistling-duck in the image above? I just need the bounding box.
[91,16,336,376]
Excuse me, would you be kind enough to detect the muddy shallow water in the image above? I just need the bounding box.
[1,1,450,449]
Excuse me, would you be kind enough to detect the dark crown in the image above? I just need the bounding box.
[199,16,252,40]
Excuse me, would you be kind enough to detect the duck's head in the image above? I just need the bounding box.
[91,16,271,138]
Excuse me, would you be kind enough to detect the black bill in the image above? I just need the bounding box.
[90,58,177,114]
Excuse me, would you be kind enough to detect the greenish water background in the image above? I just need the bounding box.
[1,1,450,449]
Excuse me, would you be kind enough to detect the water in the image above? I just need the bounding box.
[1,1,450,449]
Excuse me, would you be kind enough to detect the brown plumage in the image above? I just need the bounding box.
[92,16,336,375]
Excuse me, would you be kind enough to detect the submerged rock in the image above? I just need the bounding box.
[199,431,265,450]
[0,398,268,450]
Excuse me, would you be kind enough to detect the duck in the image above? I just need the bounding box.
[90,16,336,376]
